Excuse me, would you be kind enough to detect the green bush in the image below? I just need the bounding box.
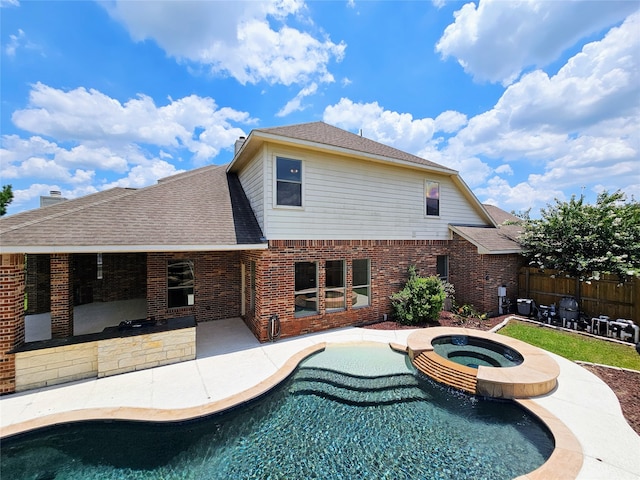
[390,266,446,325]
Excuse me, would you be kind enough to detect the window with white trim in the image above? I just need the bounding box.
[426,181,440,216]
[352,259,370,308]
[276,157,302,207]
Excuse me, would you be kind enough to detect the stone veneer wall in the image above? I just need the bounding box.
[14,327,195,391]
[243,240,450,342]
[147,251,241,323]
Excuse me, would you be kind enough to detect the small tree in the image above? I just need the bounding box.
[0,185,13,216]
[390,266,445,325]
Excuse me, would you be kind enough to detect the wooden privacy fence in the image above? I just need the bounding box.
[518,267,639,325]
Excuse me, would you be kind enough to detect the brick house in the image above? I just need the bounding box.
[0,121,523,393]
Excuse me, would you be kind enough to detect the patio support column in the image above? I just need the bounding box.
[0,253,25,394]
[51,253,74,338]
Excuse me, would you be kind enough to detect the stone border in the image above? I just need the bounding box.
[407,327,560,398]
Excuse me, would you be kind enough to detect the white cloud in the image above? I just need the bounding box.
[11,83,253,161]
[277,83,319,117]
[436,0,638,85]
[2,83,254,211]
[104,0,345,87]
[5,28,24,57]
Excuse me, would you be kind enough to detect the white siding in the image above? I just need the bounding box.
[237,151,265,231]
[254,145,487,240]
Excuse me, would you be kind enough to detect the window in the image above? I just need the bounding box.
[426,181,440,216]
[168,260,194,308]
[276,157,302,207]
[352,259,370,308]
[437,255,449,282]
[96,253,103,280]
[294,262,317,317]
[325,260,346,311]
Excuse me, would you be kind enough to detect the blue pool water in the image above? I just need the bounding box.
[433,335,525,368]
[1,343,553,479]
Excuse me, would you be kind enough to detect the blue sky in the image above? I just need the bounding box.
[1,0,638,217]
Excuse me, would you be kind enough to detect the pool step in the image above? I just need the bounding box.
[289,367,428,406]
[413,351,477,395]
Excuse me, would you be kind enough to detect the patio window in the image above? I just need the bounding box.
[294,261,317,317]
[325,260,346,311]
[426,181,440,216]
[352,259,370,308]
[276,157,302,207]
[168,260,194,308]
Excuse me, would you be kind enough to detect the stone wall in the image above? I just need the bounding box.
[14,326,195,392]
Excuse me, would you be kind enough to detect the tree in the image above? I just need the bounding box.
[520,191,640,282]
[0,185,13,216]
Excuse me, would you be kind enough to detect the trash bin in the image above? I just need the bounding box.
[517,299,534,316]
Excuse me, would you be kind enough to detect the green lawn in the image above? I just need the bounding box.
[498,320,640,371]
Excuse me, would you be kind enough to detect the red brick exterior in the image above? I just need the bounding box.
[50,254,73,338]
[241,240,450,341]
[0,254,25,394]
[146,251,241,323]
[450,232,524,316]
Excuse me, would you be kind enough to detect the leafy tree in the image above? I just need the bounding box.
[390,266,445,325]
[520,191,639,282]
[0,185,13,216]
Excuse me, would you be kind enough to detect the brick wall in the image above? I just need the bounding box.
[244,240,449,342]
[25,254,50,315]
[50,254,73,338]
[450,233,524,316]
[147,251,241,323]
[0,254,25,394]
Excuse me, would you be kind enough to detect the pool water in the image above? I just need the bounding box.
[432,335,524,368]
[1,344,552,480]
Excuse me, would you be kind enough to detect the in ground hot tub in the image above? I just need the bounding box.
[407,327,559,399]
[432,335,524,369]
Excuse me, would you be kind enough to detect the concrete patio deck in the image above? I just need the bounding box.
[2,317,639,479]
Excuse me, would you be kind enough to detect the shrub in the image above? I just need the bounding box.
[390,266,446,325]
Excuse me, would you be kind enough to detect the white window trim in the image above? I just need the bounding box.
[273,155,305,210]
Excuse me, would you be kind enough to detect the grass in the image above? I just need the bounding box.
[498,320,640,371]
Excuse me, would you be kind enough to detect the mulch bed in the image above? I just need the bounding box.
[363,311,640,435]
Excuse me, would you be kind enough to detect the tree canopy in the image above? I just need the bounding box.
[519,191,639,281]
[0,185,13,216]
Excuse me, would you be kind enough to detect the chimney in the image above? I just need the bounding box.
[40,190,68,208]
[234,136,246,156]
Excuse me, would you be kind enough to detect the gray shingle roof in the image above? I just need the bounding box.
[250,121,455,173]
[0,165,264,252]
[449,205,523,254]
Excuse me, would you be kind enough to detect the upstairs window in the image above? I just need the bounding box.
[168,260,194,308]
[276,157,302,207]
[426,181,440,216]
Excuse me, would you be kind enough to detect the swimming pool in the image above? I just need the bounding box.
[0,343,553,479]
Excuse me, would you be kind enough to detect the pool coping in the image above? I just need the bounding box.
[406,327,561,398]
[1,339,582,479]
